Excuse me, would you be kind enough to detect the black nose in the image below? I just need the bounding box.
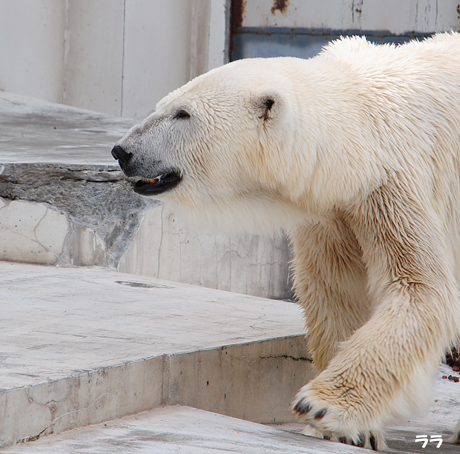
[111,145,132,165]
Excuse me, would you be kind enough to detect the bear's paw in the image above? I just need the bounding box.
[293,383,387,451]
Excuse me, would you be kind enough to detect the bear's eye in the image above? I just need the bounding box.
[174,110,191,120]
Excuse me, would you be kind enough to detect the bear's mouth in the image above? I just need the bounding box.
[132,171,182,196]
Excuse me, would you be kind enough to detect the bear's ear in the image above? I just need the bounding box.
[253,91,280,123]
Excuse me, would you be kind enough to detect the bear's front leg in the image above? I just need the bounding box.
[293,179,460,451]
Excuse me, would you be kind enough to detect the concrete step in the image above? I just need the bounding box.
[0,91,292,299]
[0,406,365,454]
[3,399,460,454]
[0,261,312,448]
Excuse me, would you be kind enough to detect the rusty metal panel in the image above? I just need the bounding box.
[238,0,460,33]
[230,0,460,60]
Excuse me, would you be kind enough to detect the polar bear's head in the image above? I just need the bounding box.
[112,59,316,232]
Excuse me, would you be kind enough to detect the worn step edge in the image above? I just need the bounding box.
[1,334,313,448]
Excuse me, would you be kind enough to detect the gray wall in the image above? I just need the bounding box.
[0,0,228,118]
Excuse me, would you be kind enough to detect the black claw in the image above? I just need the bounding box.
[293,400,303,412]
[323,435,330,440]
[338,437,347,444]
[314,408,328,420]
[294,400,312,415]
[357,433,366,448]
[300,404,312,415]
[370,434,377,451]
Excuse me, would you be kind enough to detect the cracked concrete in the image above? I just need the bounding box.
[0,199,69,264]
[117,204,293,298]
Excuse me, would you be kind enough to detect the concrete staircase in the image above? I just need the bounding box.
[0,262,313,449]
[1,92,459,453]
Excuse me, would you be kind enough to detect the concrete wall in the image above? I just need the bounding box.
[0,197,292,299]
[117,204,292,298]
[0,0,228,119]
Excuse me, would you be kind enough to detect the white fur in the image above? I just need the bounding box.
[116,33,460,450]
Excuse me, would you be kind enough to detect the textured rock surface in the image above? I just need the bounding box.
[0,164,157,267]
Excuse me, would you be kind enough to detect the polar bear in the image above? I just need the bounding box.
[112,33,460,450]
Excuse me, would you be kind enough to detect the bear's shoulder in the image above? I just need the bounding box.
[319,36,395,67]
[320,32,460,64]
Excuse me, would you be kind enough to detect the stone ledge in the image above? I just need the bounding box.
[0,163,156,268]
